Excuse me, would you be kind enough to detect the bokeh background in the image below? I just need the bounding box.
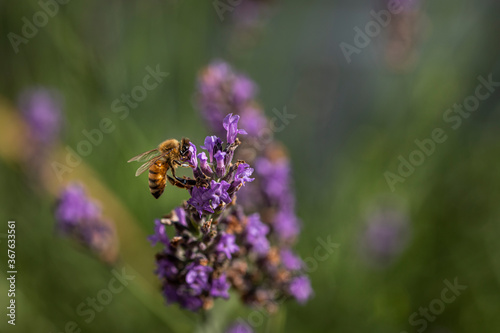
[1,0,500,332]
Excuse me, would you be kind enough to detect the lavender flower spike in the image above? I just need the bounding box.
[196,61,257,136]
[55,183,118,263]
[149,111,312,312]
[55,183,100,226]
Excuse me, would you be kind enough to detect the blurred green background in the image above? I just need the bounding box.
[1,0,500,332]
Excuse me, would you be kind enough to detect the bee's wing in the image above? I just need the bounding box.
[133,149,176,177]
[134,158,159,177]
[127,149,161,163]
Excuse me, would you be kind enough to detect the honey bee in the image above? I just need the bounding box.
[128,138,197,199]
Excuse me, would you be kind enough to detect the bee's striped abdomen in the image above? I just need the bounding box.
[149,161,167,199]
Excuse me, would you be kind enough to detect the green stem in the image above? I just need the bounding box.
[198,309,211,333]
[189,217,201,237]
[211,211,222,224]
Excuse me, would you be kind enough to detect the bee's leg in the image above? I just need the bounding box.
[167,175,196,189]
[167,175,185,189]
[168,165,197,185]
[168,161,207,189]
[170,163,177,178]
[169,164,193,180]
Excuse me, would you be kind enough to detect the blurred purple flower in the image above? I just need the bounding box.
[360,208,411,266]
[55,183,101,228]
[232,0,272,28]
[197,61,257,136]
[289,276,313,305]
[245,213,270,255]
[148,219,170,246]
[164,284,206,311]
[239,105,267,137]
[156,256,179,280]
[210,274,231,299]
[273,208,301,242]
[55,183,117,263]
[18,88,63,146]
[180,296,204,312]
[186,263,213,295]
[255,156,291,202]
[163,284,180,305]
[174,206,188,227]
[280,249,303,271]
[232,75,256,104]
[226,321,254,333]
[216,233,240,259]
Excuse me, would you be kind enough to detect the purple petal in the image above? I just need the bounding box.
[148,219,170,246]
[289,276,313,305]
[223,113,247,144]
[214,151,227,178]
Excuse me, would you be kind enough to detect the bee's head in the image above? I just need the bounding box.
[180,138,191,156]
